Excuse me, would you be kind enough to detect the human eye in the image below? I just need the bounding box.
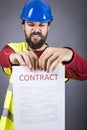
[39,23,45,27]
[27,22,34,27]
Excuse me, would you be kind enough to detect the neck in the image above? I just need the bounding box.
[28,44,48,51]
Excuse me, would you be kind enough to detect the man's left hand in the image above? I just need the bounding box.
[39,47,73,72]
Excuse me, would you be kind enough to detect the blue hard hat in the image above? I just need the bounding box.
[20,0,53,22]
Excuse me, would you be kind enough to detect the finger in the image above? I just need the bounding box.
[49,55,64,72]
[12,53,26,65]
[39,48,48,70]
[34,59,39,71]
[46,54,58,72]
[20,50,38,71]
[20,51,33,69]
[28,51,38,71]
[39,52,53,71]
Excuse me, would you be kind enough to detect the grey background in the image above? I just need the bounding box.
[0,0,87,130]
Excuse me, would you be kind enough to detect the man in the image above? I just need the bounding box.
[0,0,87,130]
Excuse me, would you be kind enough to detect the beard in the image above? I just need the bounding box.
[25,31,48,49]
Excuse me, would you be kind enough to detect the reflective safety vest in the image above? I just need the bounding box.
[0,42,68,130]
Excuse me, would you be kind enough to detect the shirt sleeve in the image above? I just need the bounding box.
[65,48,87,80]
[0,45,15,68]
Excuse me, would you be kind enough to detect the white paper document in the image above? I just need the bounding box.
[13,66,65,130]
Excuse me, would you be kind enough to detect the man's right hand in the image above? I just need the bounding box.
[9,50,38,71]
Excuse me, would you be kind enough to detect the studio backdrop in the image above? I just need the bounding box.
[0,0,87,130]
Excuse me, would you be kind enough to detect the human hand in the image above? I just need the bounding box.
[39,47,73,72]
[9,50,38,71]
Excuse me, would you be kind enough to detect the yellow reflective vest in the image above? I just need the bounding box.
[0,42,68,130]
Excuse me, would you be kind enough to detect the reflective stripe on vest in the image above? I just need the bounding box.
[0,83,14,130]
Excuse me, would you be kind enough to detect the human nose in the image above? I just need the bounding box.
[32,25,41,32]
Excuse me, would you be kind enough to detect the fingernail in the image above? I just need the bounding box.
[21,62,25,65]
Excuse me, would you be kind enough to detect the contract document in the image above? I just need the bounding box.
[13,66,65,130]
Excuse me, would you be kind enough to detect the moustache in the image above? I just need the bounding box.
[30,32,42,37]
